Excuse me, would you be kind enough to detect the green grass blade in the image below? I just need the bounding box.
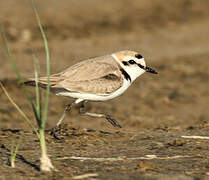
[0,82,39,138]
[10,139,15,167]
[31,0,50,129]
[10,135,22,168]
[0,21,40,127]
[14,135,22,157]
[10,140,14,158]
[33,55,41,127]
[0,20,21,81]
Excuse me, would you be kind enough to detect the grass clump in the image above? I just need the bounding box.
[0,0,54,171]
[10,136,22,168]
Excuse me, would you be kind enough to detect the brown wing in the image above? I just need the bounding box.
[56,55,120,81]
[59,73,123,95]
[56,55,123,94]
[27,55,124,94]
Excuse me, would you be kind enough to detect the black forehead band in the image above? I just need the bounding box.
[135,54,143,59]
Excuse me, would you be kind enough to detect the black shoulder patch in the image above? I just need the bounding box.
[120,68,131,82]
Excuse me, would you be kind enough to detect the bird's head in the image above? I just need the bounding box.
[112,50,158,82]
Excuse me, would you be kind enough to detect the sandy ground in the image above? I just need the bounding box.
[0,0,209,179]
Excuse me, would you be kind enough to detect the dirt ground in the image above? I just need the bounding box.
[0,0,209,179]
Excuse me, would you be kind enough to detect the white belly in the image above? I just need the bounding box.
[56,80,131,101]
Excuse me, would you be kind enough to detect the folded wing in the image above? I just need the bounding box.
[26,55,124,95]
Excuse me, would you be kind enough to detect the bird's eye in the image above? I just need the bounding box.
[135,54,143,59]
[128,60,136,64]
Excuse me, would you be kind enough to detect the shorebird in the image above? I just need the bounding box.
[25,50,158,137]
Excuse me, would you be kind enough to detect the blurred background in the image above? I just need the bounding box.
[0,0,209,130]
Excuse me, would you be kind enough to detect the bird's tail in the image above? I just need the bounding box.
[24,75,57,87]
[24,79,48,89]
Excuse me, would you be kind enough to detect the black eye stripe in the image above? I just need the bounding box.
[128,60,136,64]
[135,54,143,59]
[122,61,128,66]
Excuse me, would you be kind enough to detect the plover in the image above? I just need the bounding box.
[25,50,157,132]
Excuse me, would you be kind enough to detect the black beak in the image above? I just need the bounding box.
[138,64,158,74]
[144,66,158,74]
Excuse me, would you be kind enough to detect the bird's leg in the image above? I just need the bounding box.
[56,102,75,127]
[50,99,83,140]
[79,101,122,128]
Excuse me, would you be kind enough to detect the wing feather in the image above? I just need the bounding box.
[57,55,120,81]
[60,73,123,94]
[31,55,124,94]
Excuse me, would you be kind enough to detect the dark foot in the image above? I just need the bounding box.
[105,115,122,128]
[49,126,64,140]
